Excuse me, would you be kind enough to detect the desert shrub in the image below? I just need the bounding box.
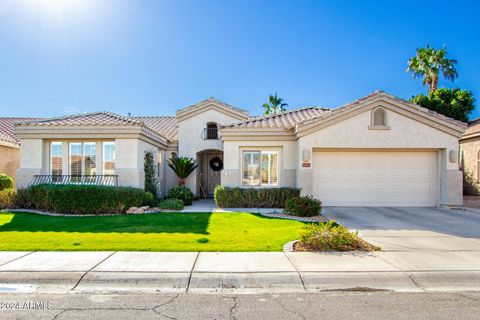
[214,186,300,208]
[463,168,480,196]
[284,196,322,217]
[157,199,184,211]
[0,174,14,191]
[16,184,145,214]
[0,188,16,209]
[299,220,378,251]
[166,185,194,206]
[143,192,155,206]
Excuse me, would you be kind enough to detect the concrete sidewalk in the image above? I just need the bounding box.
[0,251,479,294]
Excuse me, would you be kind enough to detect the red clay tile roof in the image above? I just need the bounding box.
[133,116,178,142]
[17,111,141,127]
[0,117,42,145]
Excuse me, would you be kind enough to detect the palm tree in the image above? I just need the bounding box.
[407,45,458,93]
[262,92,288,115]
[167,157,198,186]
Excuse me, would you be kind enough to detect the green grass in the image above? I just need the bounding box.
[0,212,307,251]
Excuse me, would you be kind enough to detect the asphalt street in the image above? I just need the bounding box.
[0,291,479,320]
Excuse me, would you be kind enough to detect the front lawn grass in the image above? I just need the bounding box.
[0,212,307,251]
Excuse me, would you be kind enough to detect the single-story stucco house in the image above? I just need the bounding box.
[12,90,467,207]
[0,118,40,181]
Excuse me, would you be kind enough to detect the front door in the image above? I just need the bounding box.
[203,152,223,196]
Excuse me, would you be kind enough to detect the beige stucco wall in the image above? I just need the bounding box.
[221,140,297,188]
[460,138,480,180]
[0,145,20,181]
[298,108,462,206]
[177,109,245,194]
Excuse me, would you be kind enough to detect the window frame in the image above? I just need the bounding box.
[50,141,63,176]
[102,141,116,175]
[241,150,279,187]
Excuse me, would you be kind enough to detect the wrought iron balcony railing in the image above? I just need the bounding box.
[202,127,220,140]
[30,175,118,187]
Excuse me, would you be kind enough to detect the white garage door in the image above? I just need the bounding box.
[313,151,438,207]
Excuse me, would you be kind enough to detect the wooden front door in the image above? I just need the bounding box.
[202,152,223,196]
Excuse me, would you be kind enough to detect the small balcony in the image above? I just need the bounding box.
[202,127,220,140]
[30,175,118,187]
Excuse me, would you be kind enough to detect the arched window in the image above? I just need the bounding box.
[206,122,219,139]
[370,107,388,129]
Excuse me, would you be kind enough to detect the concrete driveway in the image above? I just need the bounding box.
[323,207,480,252]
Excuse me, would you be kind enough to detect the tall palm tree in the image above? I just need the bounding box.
[167,157,198,186]
[407,45,458,93]
[262,92,288,115]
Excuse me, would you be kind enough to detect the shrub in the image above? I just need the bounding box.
[16,184,145,214]
[0,174,14,191]
[157,199,184,211]
[144,151,158,197]
[299,220,379,251]
[214,186,300,208]
[143,192,155,206]
[463,168,480,196]
[167,185,194,206]
[284,196,322,217]
[0,188,16,209]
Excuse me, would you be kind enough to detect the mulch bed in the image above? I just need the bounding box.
[293,238,380,252]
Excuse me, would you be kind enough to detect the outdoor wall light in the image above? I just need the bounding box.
[302,149,311,162]
[449,149,457,163]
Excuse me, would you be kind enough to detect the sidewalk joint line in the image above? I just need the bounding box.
[186,252,200,293]
[284,252,307,292]
[0,251,35,267]
[70,251,117,291]
[406,272,425,292]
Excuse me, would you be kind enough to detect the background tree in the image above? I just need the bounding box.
[144,151,157,197]
[262,92,288,115]
[410,88,475,123]
[167,156,198,186]
[407,45,458,93]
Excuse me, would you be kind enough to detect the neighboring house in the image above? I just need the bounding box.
[14,90,467,207]
[0,118,40,181]
[459,118,480,179]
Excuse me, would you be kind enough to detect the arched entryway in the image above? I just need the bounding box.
[197,149,223,198]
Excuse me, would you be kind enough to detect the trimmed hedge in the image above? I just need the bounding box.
[0,188,16,210]
[0,174,14,191]
[167,185,194,206]
[157,199,184,211]
[16,184,146,215]
[284,196,322,217]
[214,186,300,208]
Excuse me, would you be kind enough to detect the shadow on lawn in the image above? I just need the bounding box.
[0,212,212,235]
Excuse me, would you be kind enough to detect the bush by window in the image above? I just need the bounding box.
[15,185,145,215]
[214,186,300,208]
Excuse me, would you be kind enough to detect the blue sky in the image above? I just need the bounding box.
[0,0,479,118]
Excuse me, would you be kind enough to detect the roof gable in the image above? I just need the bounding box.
[297,91,467,138]
[176,98,249,122]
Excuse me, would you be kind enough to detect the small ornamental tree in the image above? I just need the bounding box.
[167,157,198,186]
[144,151,158,197]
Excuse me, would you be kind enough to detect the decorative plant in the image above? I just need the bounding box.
[144,151,158,197]
[167,156,198,186]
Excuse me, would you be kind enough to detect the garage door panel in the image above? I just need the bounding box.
[313,151,438,207]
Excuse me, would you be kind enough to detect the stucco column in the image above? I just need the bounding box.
[16,139,46,188]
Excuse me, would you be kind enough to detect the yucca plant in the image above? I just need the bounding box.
[167,157,198,186]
